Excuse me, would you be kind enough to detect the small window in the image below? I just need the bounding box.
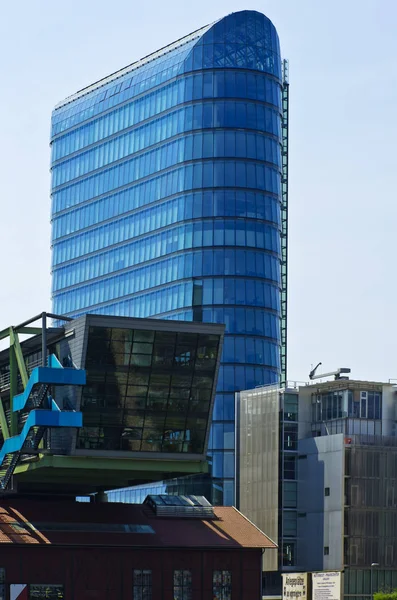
[284,425,298,450]
[133,570,152,600]
[283,511,297,536]
[283,542,295,567]
[283,481,297,508]
[283,456,296,480]
[325,487,330,496]
[324,546,329,555]
[0,569,4,600]
[27,585,64,598]
[174,570,192,600]
[213,570,232,600]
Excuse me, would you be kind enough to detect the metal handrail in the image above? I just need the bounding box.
[0,357,43,393]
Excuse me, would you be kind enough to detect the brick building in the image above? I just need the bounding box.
[0,495,276,599]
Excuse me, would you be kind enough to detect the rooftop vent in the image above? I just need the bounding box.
[144,495,215,519]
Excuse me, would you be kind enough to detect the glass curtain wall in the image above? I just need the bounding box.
[80,325,219,453]
[50,10,283,503]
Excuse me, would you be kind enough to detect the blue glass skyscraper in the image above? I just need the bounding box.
[50,10,289,504]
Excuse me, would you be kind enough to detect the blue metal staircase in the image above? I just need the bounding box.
[0,354,85,491]
[13,355,86,412]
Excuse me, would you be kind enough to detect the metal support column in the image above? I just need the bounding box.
[280,59,289,386]
[9,336,18,437]
[42,312,47,367]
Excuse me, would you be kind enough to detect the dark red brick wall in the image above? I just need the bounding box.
[0,546,262,599]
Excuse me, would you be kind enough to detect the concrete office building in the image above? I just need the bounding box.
[50,10,289,504]
[236,378,397,599]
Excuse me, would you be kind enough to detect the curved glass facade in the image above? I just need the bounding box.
[50,10,286,504]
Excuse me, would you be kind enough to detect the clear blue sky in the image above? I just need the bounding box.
[1,0,396,382]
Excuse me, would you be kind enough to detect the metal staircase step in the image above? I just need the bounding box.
[0,452,20,490]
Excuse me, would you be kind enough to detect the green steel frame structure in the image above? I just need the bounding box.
[0,312,72,439]
[0,313,223,497]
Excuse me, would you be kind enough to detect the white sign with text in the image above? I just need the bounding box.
[282,573,308,600]
[312,572,341,600]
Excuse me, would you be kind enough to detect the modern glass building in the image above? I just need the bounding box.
[0,312,223,496]
[50,10,289,504]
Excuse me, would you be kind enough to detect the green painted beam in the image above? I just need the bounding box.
[0,397,9,440]
[9,339,18,436]
[10,329,29,389]
[14,456,209,495]
[15,327,43,336]
[15,455,209,476]
[0,325,42,340]
[0,327,11,342]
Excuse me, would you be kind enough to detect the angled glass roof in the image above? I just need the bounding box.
[54,21,213,112]
[144,494,215,518]
[51,11,281,136]
[147,494,212,507]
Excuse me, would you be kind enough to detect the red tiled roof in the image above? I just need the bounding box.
[0,499,276,550]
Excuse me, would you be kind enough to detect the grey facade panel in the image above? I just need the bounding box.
[237,386,279,570]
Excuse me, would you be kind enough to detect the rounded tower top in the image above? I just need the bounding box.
[182,10,281,80]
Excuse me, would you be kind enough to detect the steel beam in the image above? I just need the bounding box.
[16,455,209,476]
[15,327,43,336]
[9,329,29,389]
[0,398,9,440]
[9,338,18,436]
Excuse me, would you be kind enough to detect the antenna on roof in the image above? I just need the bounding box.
[309,364,351,381]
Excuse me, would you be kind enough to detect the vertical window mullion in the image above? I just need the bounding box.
[133,569,152,600]
[213,569,232,600]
